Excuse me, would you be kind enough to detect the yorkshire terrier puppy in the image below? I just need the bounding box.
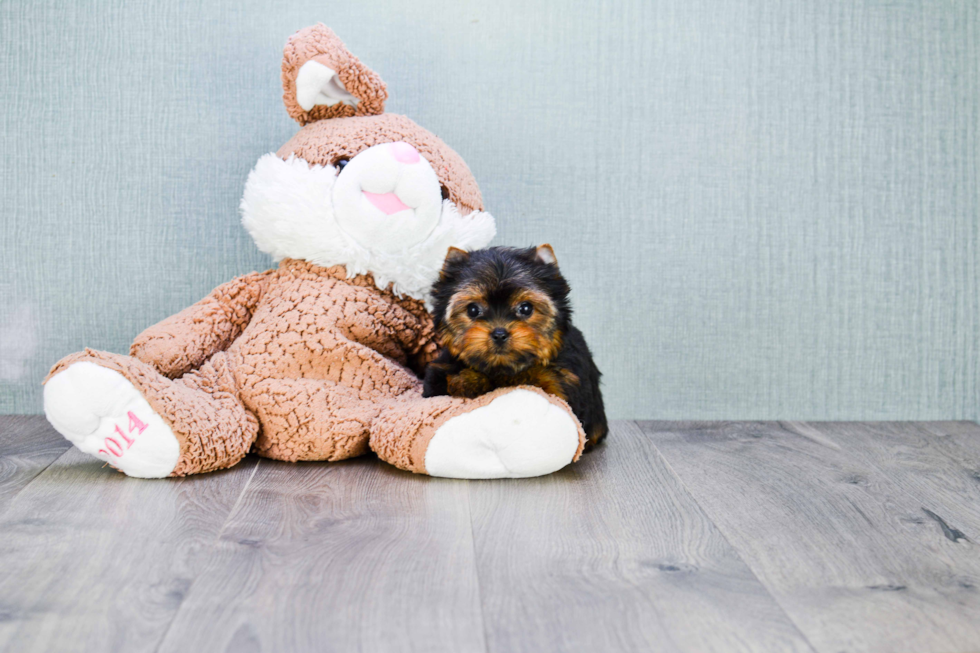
[423,245,608,450]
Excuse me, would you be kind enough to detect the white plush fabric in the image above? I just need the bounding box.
[240,151,496,301]
[43,362,180,478]
[294,60,357,110]
[332,143,444,248]
[424,389,581,479]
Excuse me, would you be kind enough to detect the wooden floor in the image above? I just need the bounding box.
[1,418,979,652]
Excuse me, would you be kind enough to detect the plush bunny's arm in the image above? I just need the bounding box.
[130,270,275,378]
[409,337,441,376]
[385,295,441,377]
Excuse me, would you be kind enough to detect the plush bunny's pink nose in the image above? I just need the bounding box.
[390,141,420,164]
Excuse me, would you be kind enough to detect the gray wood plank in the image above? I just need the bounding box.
[0,416,71,508]
[0,447,258,653]
[156,456,486,653]
[468,421,814,653]
[781,421,980,538]
[644,421,980,653]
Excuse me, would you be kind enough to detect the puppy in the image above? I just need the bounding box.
[423,245,608,450]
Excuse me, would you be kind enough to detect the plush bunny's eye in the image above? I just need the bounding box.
[334,158,350,172]
[466,303,482,319]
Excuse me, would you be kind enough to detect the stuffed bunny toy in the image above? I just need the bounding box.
[43,24,585,479]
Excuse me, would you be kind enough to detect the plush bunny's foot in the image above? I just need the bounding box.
[44,362,180,478]
[424,389,582,479]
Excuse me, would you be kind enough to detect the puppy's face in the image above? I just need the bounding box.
[432,246,570,375]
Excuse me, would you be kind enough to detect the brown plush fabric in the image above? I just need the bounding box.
[282,23,388,124]
[44,260,433,474]
[130,271,274,379]
[277,114,484,214]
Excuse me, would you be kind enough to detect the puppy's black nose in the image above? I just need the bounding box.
[490,328,509,343]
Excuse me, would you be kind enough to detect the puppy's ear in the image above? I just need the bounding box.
[281,24,388,126]
[439,247,470,280]
[534,244,558,266]
[444,247,470,265]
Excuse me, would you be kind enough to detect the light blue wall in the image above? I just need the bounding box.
[1,0,977,419]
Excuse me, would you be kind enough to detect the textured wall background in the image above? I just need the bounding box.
[1,0,977,419]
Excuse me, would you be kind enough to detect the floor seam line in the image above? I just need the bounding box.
[638,420,822,653]
[466,483,492,653]
[152,457,262,653]
[0,444,74,520]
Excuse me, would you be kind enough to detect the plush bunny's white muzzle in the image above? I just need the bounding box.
[332,142,444,249]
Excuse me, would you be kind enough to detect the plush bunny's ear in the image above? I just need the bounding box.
[282,24,388,125]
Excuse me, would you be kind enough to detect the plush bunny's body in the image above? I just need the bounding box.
[42,25,585,479]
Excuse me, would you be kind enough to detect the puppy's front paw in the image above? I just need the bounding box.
[424,388,582,479]
[446,369,493,398]
[422,363,449,398]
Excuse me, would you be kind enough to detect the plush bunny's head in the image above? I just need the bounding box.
[241,24,495,300]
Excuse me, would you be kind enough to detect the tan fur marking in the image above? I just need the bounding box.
[447,368,494,398]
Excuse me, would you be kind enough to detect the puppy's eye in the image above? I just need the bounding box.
[440,185,451,201]
[334,158,350,171]
[466,303,482,319]
[517,301,534,317]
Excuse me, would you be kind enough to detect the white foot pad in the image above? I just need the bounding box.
[425,389,581,479]
[44,362,179,478]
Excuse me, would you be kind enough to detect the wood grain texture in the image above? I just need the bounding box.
[5,419,980,652]
[644,421,980,653]
[782,421,980,538]
[0,416,70,508]
[156,456,486,653]
[468,421,814,653]
[0,445,258,652]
